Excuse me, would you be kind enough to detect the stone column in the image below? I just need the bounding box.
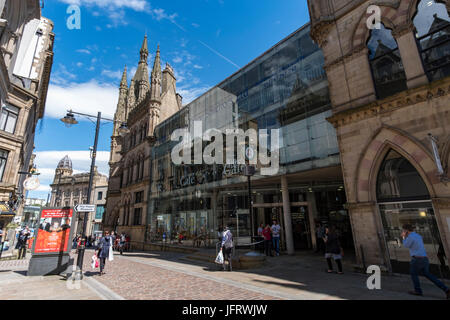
[281,176,295,255]
[306,192,318,250]
[431,198,450,268]
[394,27,428,89]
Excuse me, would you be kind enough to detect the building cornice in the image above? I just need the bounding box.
[327,76,450,128]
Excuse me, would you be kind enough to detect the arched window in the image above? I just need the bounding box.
[367,24,408,99]
[376,149,449,277]
[414,0,450,82]
[376,149,429,202]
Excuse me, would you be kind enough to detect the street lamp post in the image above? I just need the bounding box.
[61,109,129,279]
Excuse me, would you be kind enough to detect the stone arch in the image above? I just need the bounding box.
[355,126,439,203]
[351,3,399,52]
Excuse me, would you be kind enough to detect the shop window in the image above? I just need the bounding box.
[367,24,408,99]
[0,104,19,134]
[0,149,8,181]
[414,0,450,82]
[377,149,429,202]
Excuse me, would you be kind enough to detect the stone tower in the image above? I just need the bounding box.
[104,35,183,234]
[148,44,162,137]
[55,155,73,180]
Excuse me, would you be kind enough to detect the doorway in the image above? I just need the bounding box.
[377,149,449,278]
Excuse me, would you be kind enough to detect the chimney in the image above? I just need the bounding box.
[176,93,183,109]
[162,63,176,94]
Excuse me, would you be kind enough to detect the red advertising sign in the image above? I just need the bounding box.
[34,208,73,254]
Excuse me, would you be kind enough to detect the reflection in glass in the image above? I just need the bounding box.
[414,0,450,82]
[377,149,429,202]
[368,24,407,99]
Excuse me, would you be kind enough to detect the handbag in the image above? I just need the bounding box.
[91,254,98,269]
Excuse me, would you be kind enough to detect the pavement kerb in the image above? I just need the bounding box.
[82,274,125,300]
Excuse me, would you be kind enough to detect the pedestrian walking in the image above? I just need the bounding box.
[119,233,126,255]
[315,222,326,254]
[401,224,450,299]
[97,231,113,276]
[220,226,234,271]
[262,224,273,257]
[16,227,30,259]
[324,225,343,274]
[271,220,281,256]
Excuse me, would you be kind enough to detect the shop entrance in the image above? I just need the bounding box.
[377,149,449,278]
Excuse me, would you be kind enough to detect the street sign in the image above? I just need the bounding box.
[74,204,96,212]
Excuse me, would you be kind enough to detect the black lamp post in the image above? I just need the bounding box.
[61,109,129,279]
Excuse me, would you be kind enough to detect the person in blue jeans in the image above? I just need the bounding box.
[271,220,281,256]
[401,224,450,299]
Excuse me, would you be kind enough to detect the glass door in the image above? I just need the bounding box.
[379,201,450,278]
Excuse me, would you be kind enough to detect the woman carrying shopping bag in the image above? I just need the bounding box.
[220,226,234,271]
[97,231,113,276]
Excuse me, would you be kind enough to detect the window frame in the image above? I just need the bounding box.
[0,149,8,181]
[0,104,20,134]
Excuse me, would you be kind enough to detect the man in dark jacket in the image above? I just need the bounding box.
[324,225,343,274]
[16,227,30,259]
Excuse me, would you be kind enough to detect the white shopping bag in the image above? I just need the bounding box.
[91,255,98,269]
[215,250,224,264]
[108,238,114,261]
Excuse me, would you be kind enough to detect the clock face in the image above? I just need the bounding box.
[23,177,40,191]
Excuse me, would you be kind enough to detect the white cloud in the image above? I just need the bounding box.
[76,49,91,54]
[101,69,122,80]
[58,0,150,28]
[177,85,211,106]
[26,150,110,200]
[58,0,149,12]
[45,80,118,119]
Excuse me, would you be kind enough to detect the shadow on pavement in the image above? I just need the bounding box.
[109,248,449,300]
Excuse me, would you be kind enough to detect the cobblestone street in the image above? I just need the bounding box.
[1,248,449,300]
[79,249,450,300]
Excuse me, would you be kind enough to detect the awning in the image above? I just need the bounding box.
[0,203,15,217]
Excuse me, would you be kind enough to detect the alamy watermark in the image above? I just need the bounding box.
[66,5,81,30]
[367,5,381,30]
[366,265,381,290]
[171,121,280,176]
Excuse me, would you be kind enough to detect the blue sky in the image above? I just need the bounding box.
[28,0,311,200]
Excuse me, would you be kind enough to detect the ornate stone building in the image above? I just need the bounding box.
[49,155,108,236]
[308,0,450,275]
[0,1,54,229]
[103,36,182,245]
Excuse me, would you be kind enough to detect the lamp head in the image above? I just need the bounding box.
[61,111,78,127]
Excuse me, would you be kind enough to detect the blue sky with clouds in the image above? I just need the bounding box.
[28,0,311,200]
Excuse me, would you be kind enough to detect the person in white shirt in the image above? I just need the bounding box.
[220,226,234,271]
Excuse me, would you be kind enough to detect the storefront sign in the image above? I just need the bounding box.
[177,163,246,189]
[33,208,74,255]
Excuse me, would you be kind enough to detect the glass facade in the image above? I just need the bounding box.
[148,24,342,247]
